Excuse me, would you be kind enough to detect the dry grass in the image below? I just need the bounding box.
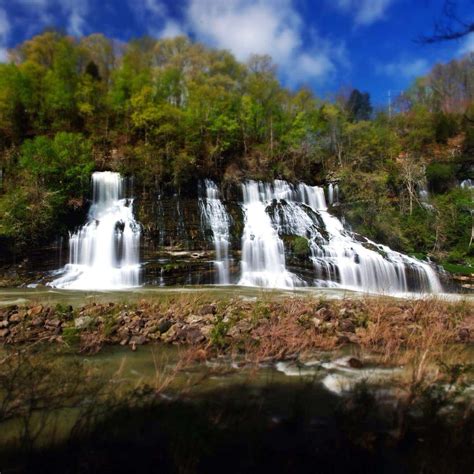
[1,294,472,369]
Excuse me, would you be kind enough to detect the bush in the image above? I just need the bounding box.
[426,162,456,193]
[434,112,458,144]
[20,132,94,198]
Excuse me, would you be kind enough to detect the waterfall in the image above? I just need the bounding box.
[239,181,300,289]
[199,180,231,284]
[328,183,339,205]
[239,180,441,294]
[50,171,141,290]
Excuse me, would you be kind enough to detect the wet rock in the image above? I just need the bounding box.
[0,328,10,338]
[75,316,93,330]
[129,335,147,346]
[340,319,355,333]
[198,304,217,316]
[347,357,363,369]
[157,319,173,334]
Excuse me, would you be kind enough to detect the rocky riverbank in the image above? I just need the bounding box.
[1,296,472,362]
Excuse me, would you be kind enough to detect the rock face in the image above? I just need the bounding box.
[0,182,245,287]
[135,186,244,286]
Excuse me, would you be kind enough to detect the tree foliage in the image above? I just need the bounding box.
[0,30,472,269]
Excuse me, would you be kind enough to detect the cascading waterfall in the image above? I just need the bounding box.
[241,180,441,294]
[50,171,141,290]
[199,180,231,284]
[239,181,301,289]
[328,183,339,205]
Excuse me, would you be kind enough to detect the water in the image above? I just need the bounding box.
[327,183,339,205]
[49,172,141,290]
[199,180,231,284]
[239,181,300,289]
[240,180,441,294]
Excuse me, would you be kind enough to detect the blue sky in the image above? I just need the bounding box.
[0,0,473,105]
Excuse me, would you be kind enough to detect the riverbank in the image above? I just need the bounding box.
[1,292,473,473]
[1,293,472,363]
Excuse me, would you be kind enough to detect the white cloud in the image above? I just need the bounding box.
[334,0,395,26]
[378,58,429,79]
[10,0,88,36]
[0,7,10,62]
[160,20,185,38]
[186,0,301,64]
[0,8,10,38]
[0,47,8,62]
[128,0,187,38]
[61,0,88,36]
[459,34,474,55]
[186,0,348,82]
[128,0,348,83]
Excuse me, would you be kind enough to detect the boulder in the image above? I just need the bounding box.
[0,328,10,338]
[157,319,173,334]
[198,304,217,316]
[31,317,44,327]
[161,324,179,343]
[45,319,62,328]
[227,320,253,338]
[8,312,24,323]
[178,326,205,344]
[75,315,93,330]
[27,305,43,317]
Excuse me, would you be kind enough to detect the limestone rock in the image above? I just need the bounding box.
[75,315,93,330]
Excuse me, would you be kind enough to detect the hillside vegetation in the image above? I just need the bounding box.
[0,31,472,271]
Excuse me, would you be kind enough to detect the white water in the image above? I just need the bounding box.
[239,181,300,289]
[328,183,339,205]
[199,180,231,284]
[50,172,141,290]
[239,180,441,294]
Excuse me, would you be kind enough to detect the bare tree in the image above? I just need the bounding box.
[420,0,474,43]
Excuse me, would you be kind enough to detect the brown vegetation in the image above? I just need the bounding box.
[0,295,471,367]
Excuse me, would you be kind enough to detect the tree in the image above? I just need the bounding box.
[420,0,474,43]
[346,89,373,122]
